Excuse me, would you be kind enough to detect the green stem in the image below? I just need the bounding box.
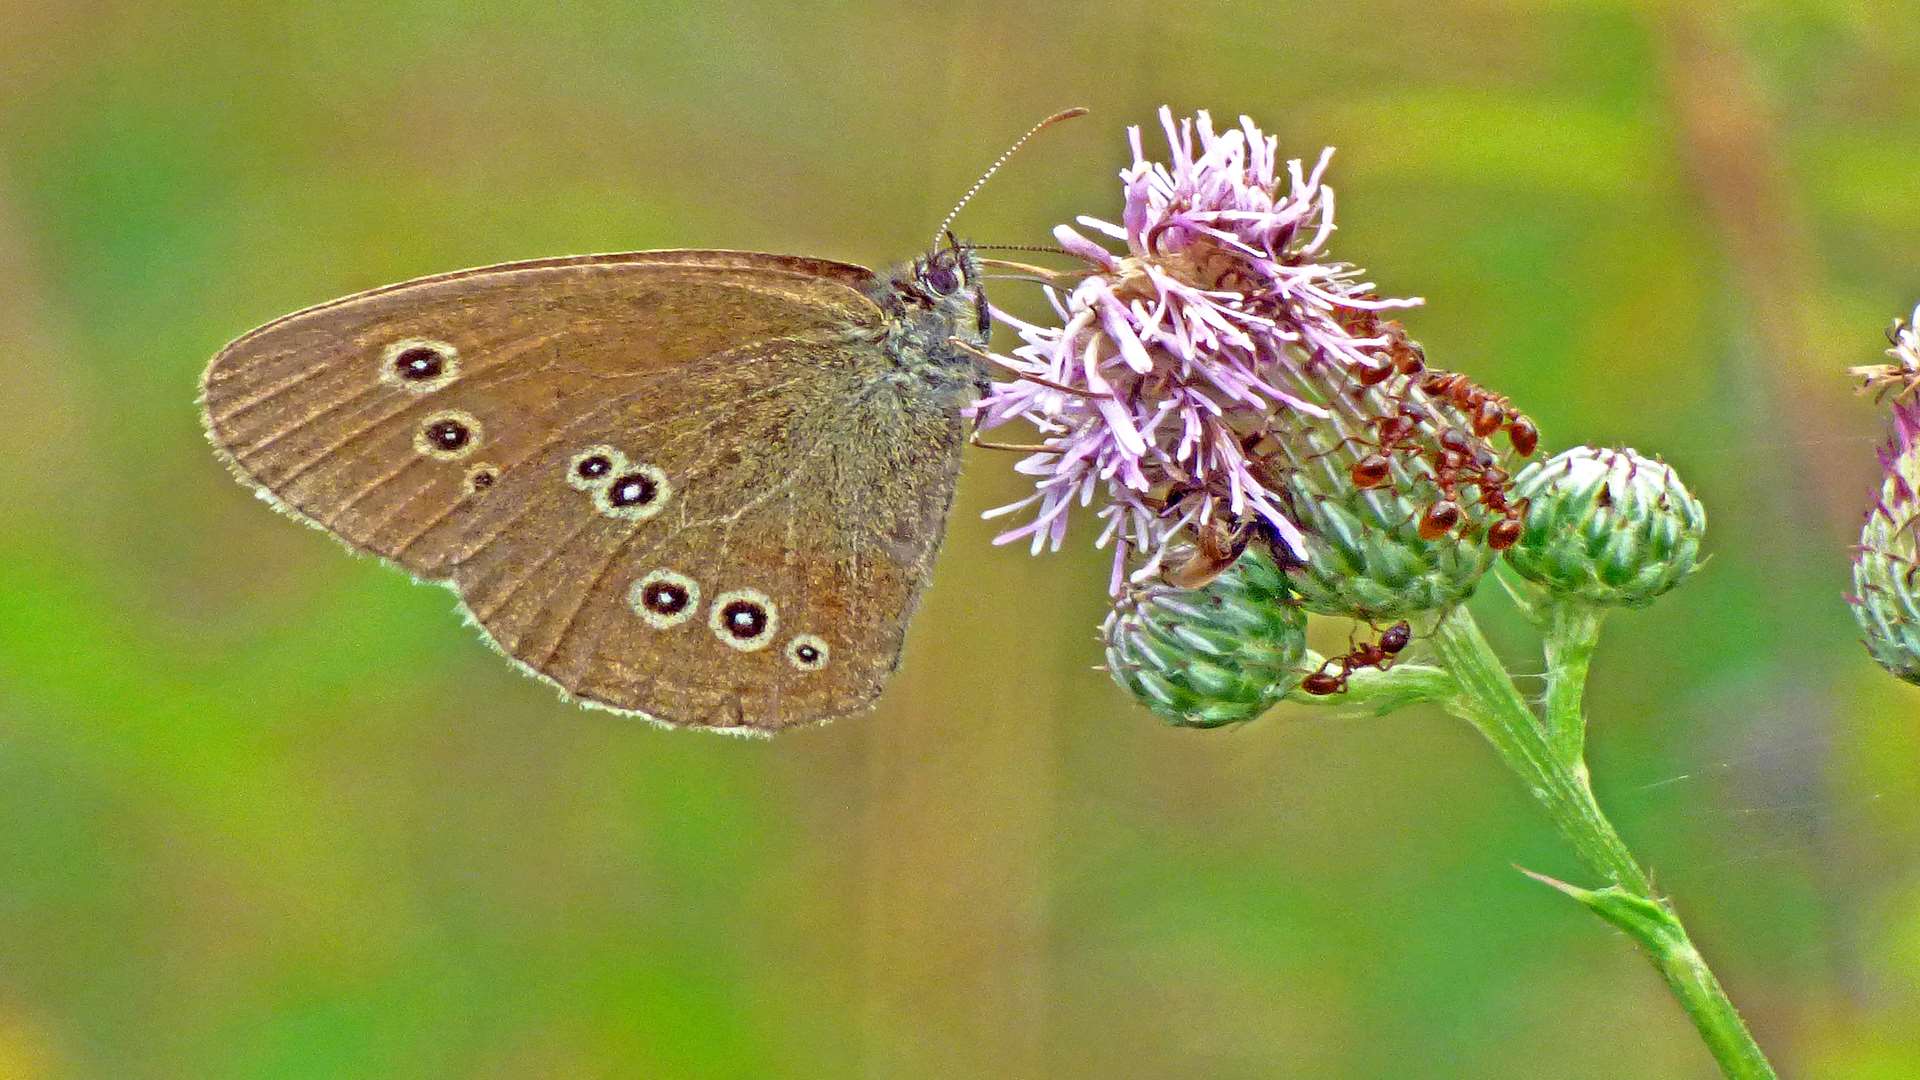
[1427,606,1776,1080]
[1542,601,1606,766]
[1428,607,1648,891]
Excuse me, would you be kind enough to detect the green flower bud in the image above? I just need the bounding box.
[1103,546,1306,727]
[1851,399,1920,684]
[1504,446,1705,608]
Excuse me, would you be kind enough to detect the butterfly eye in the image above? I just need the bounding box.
[723,602,767,637]
[464,463,498,493]
[396,348,443,380]
[923,262,961,295]
[424,418,471,452]
[566,445,626,492]
[608,473,657,507]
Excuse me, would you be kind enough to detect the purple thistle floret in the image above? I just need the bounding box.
[1874,399,1920,510]
[971,107,1421,592]
[1866,305,1920,510]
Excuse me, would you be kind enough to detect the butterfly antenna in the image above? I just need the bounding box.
[971,243,1070,256]
[934,107,1089,248]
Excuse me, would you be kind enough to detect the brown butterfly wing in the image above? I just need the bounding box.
[202,251,963,732]
[439,337,966,732]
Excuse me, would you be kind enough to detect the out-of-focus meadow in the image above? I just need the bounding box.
[2,2,1918,1077]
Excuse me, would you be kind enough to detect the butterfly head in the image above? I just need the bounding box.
[895,238,990,348]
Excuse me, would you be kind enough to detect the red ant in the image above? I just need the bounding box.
[1334,401,1433,490]
[1417,500,1462,540]
[1423,437,1527,549]
[1341,315,1429,384]
[1349,338,1426,386]
[1419,413,1530,547]
[1419,369,1539,458]
[1349,414,1525,548]
[1301,621,1412,695]
[1388,334,1428,376]
[1488,516,1524,550]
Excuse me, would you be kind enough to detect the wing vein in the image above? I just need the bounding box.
[415,366,815,571]
[261,347,567,486]
[469,514,602,628]
[205,361,334,424]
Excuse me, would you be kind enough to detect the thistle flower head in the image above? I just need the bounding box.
[973,107,1425,591]
[1850,332,1920,684]
[1879,397,1920,491]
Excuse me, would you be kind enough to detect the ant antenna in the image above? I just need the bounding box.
[934,107,1088,248]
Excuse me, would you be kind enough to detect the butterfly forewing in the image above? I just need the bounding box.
[202,251,960,732]
[202,251,880,551]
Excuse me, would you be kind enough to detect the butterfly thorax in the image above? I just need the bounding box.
[867,246,992,413]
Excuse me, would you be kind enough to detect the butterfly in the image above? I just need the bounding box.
[200,109,1084,735]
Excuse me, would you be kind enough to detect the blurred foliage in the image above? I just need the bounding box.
[2,1,1918,1077]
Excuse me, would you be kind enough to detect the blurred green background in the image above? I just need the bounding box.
[2,1,1918,1077]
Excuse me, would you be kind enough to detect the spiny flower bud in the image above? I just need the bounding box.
[1249,337,1531,621]
[1102,545,1306,727]
[1850,398,1920,685]
[1504,446,1705,608]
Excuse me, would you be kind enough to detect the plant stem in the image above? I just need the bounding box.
[1542,601,1606,767]
[1428,606,1648,891]
[1427,606,1777,1080]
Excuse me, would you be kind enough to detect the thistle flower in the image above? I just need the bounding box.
[1504,446,1706,609]
[1851,388,1920,684]
[972,107,1423,591]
